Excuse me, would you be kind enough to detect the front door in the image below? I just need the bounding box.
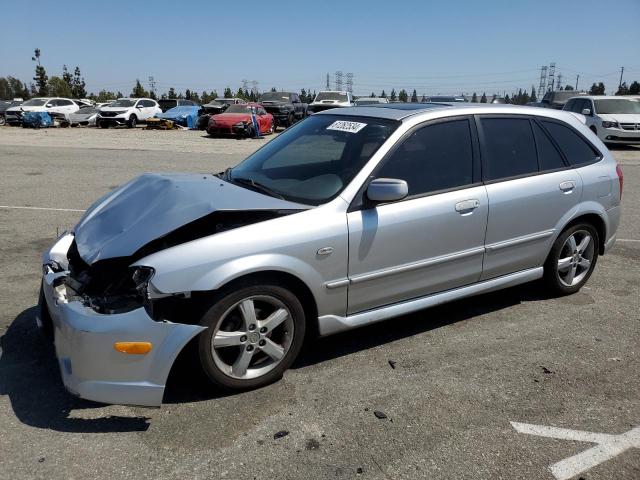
[347,117,488,314]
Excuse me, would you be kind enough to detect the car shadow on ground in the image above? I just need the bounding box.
[0,307,151,433]
[1,282,555,430]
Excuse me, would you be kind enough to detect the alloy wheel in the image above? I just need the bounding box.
[211,295,294,380]
[557,230,594,287]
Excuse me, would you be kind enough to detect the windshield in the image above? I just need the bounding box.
[260,92,291,102]
[109,99,136,107]
[595,99,640,114]
[315,92,348,102]
[21,99,48,106]
[225,105,252,113]
[228,115,399,205]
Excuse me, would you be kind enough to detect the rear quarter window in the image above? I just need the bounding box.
[541,121,600,167]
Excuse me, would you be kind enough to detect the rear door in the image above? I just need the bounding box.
[478,115,583,280]
[346,116,488,313]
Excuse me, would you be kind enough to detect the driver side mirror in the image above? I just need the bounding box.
[581,108,592,116]
[366,178,409,204]
[45,104,53,108]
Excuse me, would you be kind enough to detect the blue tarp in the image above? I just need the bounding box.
[156,106,201,129]
[22,111,52,128]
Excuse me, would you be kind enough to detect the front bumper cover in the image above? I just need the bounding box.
[39,235,205,406]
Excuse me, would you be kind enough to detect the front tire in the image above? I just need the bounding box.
[127,115,137,128]
[543,223,599,295]
[99,121,109,128]
[287,113,295,127]
[198,283,306,390]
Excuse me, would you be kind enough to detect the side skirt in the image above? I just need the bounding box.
[317,267,543,336]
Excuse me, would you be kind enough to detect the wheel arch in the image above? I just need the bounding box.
[561,212,606,254]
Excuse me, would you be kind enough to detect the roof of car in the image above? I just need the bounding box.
[315,102,587,121]
[576,95,636,100]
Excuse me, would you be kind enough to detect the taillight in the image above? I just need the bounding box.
[616,164,623,200]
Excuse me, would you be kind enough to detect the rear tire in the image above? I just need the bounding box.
[198,283,306,390]
[543,223,599,295]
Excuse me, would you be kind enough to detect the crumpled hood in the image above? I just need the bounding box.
[74,173,307,264]
[212,113,252,125]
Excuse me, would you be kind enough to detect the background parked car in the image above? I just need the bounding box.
[97,98,161,128]
[307,90,354,113]
[540,90,587,110]
[68,106,99,127]
[158,98,200,112]
[206,103,274,137]
[197,98,248,130]
[425,95,467,103]
[563,95,640,145]
[258,91,307,130]
[5,97,79,125]
[0,99,23,126]
[354,97,390,106]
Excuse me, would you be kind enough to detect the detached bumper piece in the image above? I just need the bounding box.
[145,118,176,130]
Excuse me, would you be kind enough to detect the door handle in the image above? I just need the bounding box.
[559,181,575,193]
[455,199,480,213]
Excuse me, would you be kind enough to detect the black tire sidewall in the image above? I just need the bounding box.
[128,115,137,128]
[198,284,306,390]
[544,223,599,295]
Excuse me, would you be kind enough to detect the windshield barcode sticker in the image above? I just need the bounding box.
[327,120,367,133]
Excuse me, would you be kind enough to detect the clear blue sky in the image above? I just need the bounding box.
[1,0,639,97]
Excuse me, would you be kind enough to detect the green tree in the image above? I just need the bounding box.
[270,87,277,92]
[410,89,418,102]
[131,79,148,97]
[505,94,511,104]
[589,82,605,95]
[96,90,117,102]
[71,67,86,98]
[370,91,376,98]
[224,87,233,98]
[47,76,73,97]
[530,85,537,103]
[0,76,29,99]
[185,89,192,99]
[615,82,629,95]
[62,65,73,91]
[629,81,640,94]
[389,88,397,101]
[168,87,177,99]
[471,92,478,102]
[420,94,427,102]
[563,85,574,91]
[236,87,245,99]
[33,65,48,96]
[480,92,487,103]
[380,89,387,98]
[398,89,408,102]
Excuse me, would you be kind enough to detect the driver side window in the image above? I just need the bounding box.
[375,119,475,197]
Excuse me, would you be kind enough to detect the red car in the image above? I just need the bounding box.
[206,103,274,137]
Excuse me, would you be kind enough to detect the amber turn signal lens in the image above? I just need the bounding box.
[113,342,152,354]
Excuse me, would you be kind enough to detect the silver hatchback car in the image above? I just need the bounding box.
[39,104,622,406]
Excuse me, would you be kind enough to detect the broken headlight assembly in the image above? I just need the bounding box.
[82,266,155,315]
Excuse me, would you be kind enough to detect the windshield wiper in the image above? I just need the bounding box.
[231,176,285,200]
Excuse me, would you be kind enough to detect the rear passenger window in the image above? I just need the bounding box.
[480,118,538,181]
[532,122,566,171]
[376,119,474,196]
[541,121,600,166]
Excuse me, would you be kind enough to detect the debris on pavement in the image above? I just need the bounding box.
[388,360,397,369]
[273,430,289,439]
[540,366,555,374]
[373,410,388,419]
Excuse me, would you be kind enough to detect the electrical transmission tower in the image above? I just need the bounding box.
[538,66,548,98]
[346,72,354,93]
[556,73,563,90]
[326,73,330,90]
[547,62,556,92]
[334,71,343,91]
[251,80,259,96]
[241,79,249,92]
[148,76,156,96]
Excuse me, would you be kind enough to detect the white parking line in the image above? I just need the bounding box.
[618,238,640,243]
[0,205,84,213]
[511,421,640,480]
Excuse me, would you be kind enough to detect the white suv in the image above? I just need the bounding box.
[97,98,161,128]
[4,97,80,125]
[563,95,640,146]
